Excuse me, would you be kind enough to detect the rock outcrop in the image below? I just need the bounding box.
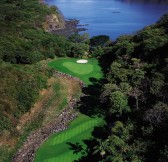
[44,14,66,32]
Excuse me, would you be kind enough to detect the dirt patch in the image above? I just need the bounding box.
[16,79,53,132]
[42,76,81,125]
[17,76,81,131]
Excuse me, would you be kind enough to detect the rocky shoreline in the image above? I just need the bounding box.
[44,0,88,37]
[52,18,88,37]
[12,72,85,162]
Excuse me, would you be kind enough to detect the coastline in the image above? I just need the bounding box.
[52,18,88,37]
[45,1,88,36]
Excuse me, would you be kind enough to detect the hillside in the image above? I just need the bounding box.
[90,14,168,162]
[0,0,80,161]
[0,0,72,64]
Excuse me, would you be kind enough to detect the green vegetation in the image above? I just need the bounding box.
[0,0,83,160]
[0,0,104,161]
[35,114,104,162]
[0,68,81,162]
[0,62,51,128]
[0,61,52,162]
[0,0,73,64]
[89,14,168,162]
[48,58,103,85]
[0,0,168,161]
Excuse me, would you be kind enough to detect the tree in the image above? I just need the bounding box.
[107,61,131,83]
[90,35,110,47]
[128,58,146,110]
[157,14,168,28]
[101,121,145,162]
[69,43,89,58]
[91,46,104,58]
[111,35,135,57]
[159,145,168,162]
[119,82,132,94]
[144,102,168,126]
[93,139,109,157]
[110,91,130,116]
[150,72,165,95]
[68,33,90,44]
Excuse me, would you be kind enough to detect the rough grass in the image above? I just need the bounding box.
[0,76,81,162]
[48,58,103,85]
[34,114,104,162]
[42,76,81,124]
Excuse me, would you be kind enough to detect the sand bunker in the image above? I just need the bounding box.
[76,59,88,64]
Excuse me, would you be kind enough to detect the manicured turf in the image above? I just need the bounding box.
[48,58,103,85]
[34,58,104,162]
[34,114,104,162]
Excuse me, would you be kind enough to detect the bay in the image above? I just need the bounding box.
[45,0,168,39]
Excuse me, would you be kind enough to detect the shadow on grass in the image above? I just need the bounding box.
[73,139,99,162]
[76,77,107,118]
[70,124,109,162]
[66,142,85,155]
[72,75,109,161]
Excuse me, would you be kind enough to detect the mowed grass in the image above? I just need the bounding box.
[48,58,103,85]
[34,114,104,162]
[34,58,104,162]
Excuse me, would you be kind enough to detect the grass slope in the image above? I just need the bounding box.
[34,58,104,162]
[48,58,103,85]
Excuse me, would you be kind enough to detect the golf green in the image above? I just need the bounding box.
[34,58,104,162]
[48,58,103,85]
[62,62,93,75]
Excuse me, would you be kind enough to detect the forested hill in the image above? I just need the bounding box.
[94,14,168,162]
[0,0,72,161]
[0,0,70,130]
[0,0,71,64]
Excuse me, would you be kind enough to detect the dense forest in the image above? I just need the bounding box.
[0,0,168,161]
[91,14,168,162]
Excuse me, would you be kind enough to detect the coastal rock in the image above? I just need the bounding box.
[39,0,45,4]
[44,14,66,32]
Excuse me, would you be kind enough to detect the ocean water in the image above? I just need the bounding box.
[45,0,168,39]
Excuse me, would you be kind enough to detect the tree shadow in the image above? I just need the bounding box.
[66,141,97,162]
[66,142,86,155]
[72,125,108,162]
[98,49,116,75]
[91,125,109,139]
[76,77,106,117]
[73,139,99,162]
[73,59,109,161]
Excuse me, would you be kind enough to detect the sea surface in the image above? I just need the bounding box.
[45,0,168,39]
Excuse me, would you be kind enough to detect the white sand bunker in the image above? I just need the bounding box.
[76,59,88,64]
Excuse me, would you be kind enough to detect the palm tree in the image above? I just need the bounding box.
[93,139,109,157]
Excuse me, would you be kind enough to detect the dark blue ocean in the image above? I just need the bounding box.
[45,0,168,39]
